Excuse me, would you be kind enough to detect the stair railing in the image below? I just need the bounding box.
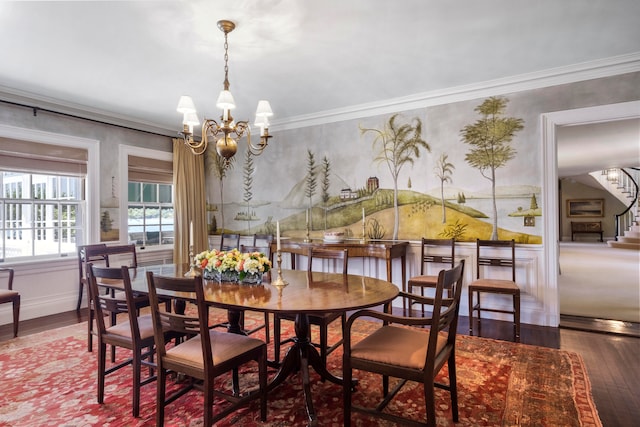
[612,167,639,241]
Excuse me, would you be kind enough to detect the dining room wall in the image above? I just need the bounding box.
[204,71,640,327]
[1,71,639,327]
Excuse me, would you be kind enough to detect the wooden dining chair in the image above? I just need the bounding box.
[468,239,521,342]
[82,244,143,352]
[0,267,20,338]
[77,243,108,311]
[343,260,465,427]
[408,238,455,314]
[273,247,349,365]
[252,233,273,249]
[146,271,268,427]
[220,233,240,251]
[86,264,157,418]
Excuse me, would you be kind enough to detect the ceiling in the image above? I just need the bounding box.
[0,0,639,176]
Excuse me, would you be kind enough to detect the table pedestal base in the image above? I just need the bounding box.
[267,313,355,426]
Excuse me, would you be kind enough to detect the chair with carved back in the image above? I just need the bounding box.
[86,264,157,418]
[77,243,108,311]
[468,239,521,342]
[252,233,273,249]
[82,244,145,353]
[146,271,268,426]
[408,238,455,314]
[219,233,240,251]
[0,267,20,338]
[343,260,465,427]
[273,247,348,365]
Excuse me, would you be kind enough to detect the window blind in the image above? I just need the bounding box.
[128,155,173,184]
[0,137,87,176]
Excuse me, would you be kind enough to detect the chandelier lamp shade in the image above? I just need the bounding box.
[176,19,273,158]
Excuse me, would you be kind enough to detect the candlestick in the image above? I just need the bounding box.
[184,244,200,277]
[272,249,288,287]
[362,207,365,225]
[276,221,281,251]
[189,220,194,247]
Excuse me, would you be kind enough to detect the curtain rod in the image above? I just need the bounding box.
[0,98,175,139]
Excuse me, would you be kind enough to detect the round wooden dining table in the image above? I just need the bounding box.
[126,264,399,426]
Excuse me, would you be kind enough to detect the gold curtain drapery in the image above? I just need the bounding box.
[172,138,208,265]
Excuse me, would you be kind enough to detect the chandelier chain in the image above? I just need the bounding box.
[223,32,230,91]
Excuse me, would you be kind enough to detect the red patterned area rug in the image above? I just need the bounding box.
[0,311,601,427]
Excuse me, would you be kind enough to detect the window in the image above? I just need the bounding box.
[127,181,173,247]
[0,133,91,261]
[1,171,84,260]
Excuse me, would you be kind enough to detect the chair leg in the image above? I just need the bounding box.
[12,295,20,337]
[468,289,474,336]
[273,315,282,364]
[423,378,437,427]
[132,350,141,418]
[87,299,94,352]
[448,352,459,422]
[97,342,106,404]
[156,368,166,427]
[264,312,270,343]
[111,342,116,363]
[232,367,240,396]
[76,281,84,312]
[343,360,352,427]
[203,379,214,427]
[514,292,521,343]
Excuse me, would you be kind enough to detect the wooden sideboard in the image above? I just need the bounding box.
[570,221,603,242]
[270,239,409,293]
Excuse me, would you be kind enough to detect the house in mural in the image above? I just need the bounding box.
[340,188,358,200]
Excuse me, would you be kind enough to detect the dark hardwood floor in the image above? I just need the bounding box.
[2,311,638,427]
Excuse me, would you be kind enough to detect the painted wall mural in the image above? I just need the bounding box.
[205,94,542,244]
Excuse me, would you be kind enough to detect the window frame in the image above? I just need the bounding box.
[0,124,99,262]
[119,145,173,251]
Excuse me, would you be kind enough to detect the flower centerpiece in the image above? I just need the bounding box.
[238,250,272,284]
[195,248,271,285]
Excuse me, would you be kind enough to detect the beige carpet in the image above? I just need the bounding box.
[559,242,640,323]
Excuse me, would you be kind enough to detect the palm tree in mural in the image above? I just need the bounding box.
[360,113,430,240]
[305,149,317,230]
[207,149,234,233]
[461,96,524,240]
[434,153,455,223]
[320,156,331,230]
[242,148,255,232]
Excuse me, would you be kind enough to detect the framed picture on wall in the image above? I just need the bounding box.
[567,199,604,217]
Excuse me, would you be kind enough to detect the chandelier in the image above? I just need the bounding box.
[176,20,273,159]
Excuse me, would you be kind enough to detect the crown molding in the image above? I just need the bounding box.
[2,53,639,135]
[273,52,640,131]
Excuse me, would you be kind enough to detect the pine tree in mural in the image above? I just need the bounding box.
[242,148,255,232]
[207,149,234,233]
[321,156,331,230]
[305,149,317,230]
[461,96,524,240]
[360,113,430,240]
[100,210,113,232]
[434,153,455,224]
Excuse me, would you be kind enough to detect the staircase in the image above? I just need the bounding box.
[591,168,639,250]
